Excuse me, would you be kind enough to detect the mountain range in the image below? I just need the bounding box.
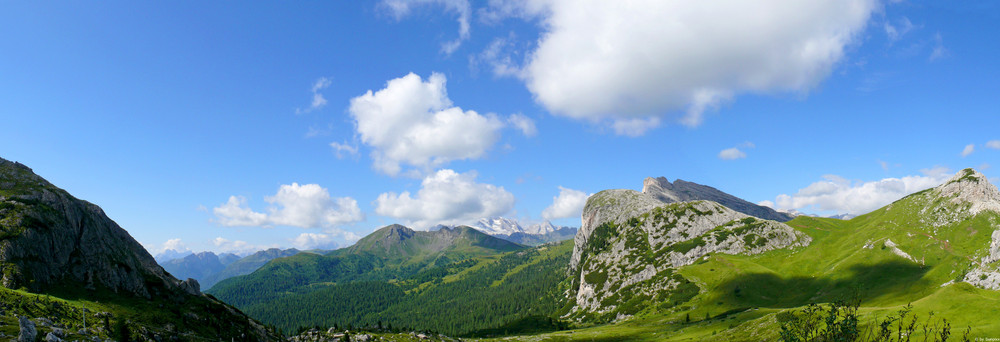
[6,154,1000,341]
[159,248,303,290]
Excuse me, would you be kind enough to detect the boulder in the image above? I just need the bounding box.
[17,316,36,342]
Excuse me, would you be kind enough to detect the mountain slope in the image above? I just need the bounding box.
[210,225,526,309]
[489,168,1000,341]
[642,176,794,222]
[0,157,277,341]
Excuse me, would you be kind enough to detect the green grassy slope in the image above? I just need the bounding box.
[478,172,1000,341]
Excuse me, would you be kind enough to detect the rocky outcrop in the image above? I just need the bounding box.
[571,189,664,271]
[18,316,36,342]
[0,158,185,298]
[569,188,810,317]
[642,177,794,222]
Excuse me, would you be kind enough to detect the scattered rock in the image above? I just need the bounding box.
[17,316,36,342]
[45,332,63,342]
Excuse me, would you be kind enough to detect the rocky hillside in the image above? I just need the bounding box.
[0,158,191,297]
[569,188,810,319]
[642,177,794,222]
[0,157,277,341]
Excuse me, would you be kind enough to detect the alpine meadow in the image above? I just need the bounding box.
[3,1,1000,341]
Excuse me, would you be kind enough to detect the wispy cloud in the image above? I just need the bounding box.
[296,77,332,114]
[962,143,975,157]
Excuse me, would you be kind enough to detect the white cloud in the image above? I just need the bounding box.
[213,196,268,227]
[330,141,359,159]
[296,77,332,114]
[611,117,661,137]
[541,186,590,220]
[986,140,1000,150]
[769,167,953,215]
[349,72,508,176]
[507,113,537,137]
[291,233,341,250]
[962,144,975,157]
[490,0,877,135]
[213,184,363,229]
[719,142,754,160]
[758,200,776,208]
[212,237,273,255]
[718,148,747,160]
[381,0,471,54]
[162,238,187,252]
[146,238,190,255]
[375,169,515,229]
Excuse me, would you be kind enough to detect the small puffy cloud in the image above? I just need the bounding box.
[212,237,273,254]
[380,0,471,54]
[962,144,975,157]
[718,148,746,160]
[330,141,359,159]
[349,72,507,176]
[507,113,537,137]
[291,233,341,250]
[768,167,952,216]
[758,200,776,208]
[986,140,1000,150]
[375,169,515,229]
[493,0,877,135]
[213,184,363,229]
[162,238,187,252]
[213,196,268,227]
[541,186,591,220]
[719,142,754,160]
[296,77,332,114]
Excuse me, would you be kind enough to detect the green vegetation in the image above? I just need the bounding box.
[212,239,574,336]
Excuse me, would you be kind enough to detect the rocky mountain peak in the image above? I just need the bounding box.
[641,176,793,222]
[934,168,1000,216]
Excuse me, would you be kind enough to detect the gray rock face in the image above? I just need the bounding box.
[642,177,793,222]
[569,188,810,317]
[180,278,201,296]
[571,189,664,271]
[45,332,63,342]
[18,316,36,342]
[0,157,187,298]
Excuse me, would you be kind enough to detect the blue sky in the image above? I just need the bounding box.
[2,1,998,255]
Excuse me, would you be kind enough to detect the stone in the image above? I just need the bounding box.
[45,332,63,342]
[179,278,201,296]
[17,316,36,342]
